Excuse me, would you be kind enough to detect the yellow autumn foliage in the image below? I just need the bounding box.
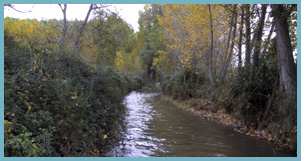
[159,4,227,71]
[5,17,60,52]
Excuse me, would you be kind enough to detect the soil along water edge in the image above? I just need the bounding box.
[107,91,294,157]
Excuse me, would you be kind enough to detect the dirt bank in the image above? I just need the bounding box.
[156,95,295,154]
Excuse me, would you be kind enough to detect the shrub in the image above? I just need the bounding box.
[5,45,132,156]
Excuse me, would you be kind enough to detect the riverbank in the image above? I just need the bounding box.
[154,95,295,154]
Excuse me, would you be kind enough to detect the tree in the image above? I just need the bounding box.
[237,5,244,71]
[58,4,67,50]
[74,4,94,54]
[74,4,111,57]
[252,4,267,67]
[272,4,297,150]
[220,5,238,81]
[272,4,296,98]
[208,4,215,86]
[244,4,251,67]
[91,12,134,67]
[139,4,164,81]
[160,5,227,80]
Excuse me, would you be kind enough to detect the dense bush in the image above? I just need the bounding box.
[230,51,279,125]
[4,45,134,156]
[161,70,210,99]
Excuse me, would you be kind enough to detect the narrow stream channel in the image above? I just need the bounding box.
[107,91,293,157]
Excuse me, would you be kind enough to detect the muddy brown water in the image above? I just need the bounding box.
[106,91,295,157]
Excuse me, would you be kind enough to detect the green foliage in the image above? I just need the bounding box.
[90,13,134,67]
[5,120,47,156]
[4,17,138,156]
[138,4,165,81]
[230,50,279,124]
[161,70,209,99]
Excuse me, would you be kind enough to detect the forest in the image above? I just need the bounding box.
[4,4,297,156]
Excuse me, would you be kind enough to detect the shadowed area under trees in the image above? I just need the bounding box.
[4,4,297,156]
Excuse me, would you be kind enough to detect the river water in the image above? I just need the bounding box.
[106,91,294,157]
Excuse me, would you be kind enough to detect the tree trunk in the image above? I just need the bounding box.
[272,4,297,150]
[208,4,215,86]
[238,6,244,71]
[253,4,267,67]
[74,4,94,56]
[58,4,67,50]
[244,4,251,67]
[273,4,296,98]
[220,5,237,81]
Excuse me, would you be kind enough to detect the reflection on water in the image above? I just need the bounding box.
[107,91,294,157]
[106,92,162,157]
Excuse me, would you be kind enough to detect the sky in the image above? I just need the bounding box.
[4,4,145,31]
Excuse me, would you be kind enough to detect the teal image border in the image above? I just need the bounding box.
[0,0,301,160]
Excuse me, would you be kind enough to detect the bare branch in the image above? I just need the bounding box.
[4,4,31,13]
[92,4,111,10]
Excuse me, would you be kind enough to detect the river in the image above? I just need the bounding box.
[106,91,294,157]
